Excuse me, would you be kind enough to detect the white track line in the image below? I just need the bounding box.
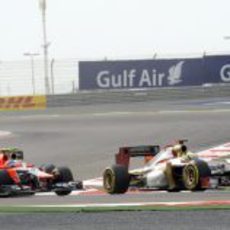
[23,200,230,208]
[0,131,12,138]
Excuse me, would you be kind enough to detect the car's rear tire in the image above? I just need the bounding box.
[182,160,211,191]
[103,164,130,194]
[55,166,74,182]
[40,164,56,174]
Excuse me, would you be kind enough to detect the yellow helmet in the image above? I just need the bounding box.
[172,144,182,157]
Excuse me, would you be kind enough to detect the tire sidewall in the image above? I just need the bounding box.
[103,164,130,194]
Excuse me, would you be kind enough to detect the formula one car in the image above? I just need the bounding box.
[0,148,82,197]
[103,140,230,194]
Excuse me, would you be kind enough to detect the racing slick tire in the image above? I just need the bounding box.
[182,159,211,191]
[54,166,74,196]
[40,164,56,174]
[103,164,130,194]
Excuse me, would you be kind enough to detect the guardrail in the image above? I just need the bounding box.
[47,85,230,107]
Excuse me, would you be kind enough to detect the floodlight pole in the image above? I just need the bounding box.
[39,0,50,95]
[24,52,40,95]
[50,58,55,94]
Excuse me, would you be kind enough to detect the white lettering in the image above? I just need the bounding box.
[128,69,136,87]
[96,69,137,88]
[97,68,165,88]
[97,71,110,88]
[111,74,122,87]
[123,70,128,87]
[152,69,157,86]
[220,64,230,82]
[139,70,151,87]
[158,73,165,86]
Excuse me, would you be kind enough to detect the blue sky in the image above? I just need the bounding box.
[1,0,230,60]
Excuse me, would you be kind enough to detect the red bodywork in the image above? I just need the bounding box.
[115,140,188,168]
[0,153,53,186]
[115,145,160,168]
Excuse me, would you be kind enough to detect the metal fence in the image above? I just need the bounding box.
[1,55,230,100]
[0,58,79,96]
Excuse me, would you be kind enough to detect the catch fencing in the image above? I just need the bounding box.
[1,54,230,108]
[0,58,78,96]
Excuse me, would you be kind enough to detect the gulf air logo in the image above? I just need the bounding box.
[96,61,185,88]
[167,61,184,85]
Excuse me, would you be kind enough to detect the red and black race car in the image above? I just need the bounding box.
[0,148,82,197]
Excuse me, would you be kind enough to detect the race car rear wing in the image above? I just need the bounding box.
[115,145,160,167]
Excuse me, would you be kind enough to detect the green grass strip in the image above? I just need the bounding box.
[0,204,230,213]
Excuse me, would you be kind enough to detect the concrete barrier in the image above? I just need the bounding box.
[47,85,230,107]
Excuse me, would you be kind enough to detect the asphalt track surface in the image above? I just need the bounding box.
[0,211,229,230]
[0,97,230,229]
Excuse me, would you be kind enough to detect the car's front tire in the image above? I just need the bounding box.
[54,166,74,196]
[182,160,211,191]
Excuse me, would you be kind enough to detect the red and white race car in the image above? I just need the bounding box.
[0,148,82,197]
[103,140,230,194]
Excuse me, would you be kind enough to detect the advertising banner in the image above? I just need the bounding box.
[0,95,47,111]
[79,55,230,90]
[204,55,230,83]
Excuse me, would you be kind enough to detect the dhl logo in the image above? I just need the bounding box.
[0,96,46,110]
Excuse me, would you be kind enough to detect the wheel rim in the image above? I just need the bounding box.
[187,167,196,185]
[184,165,198,189]
[104,169,114,192]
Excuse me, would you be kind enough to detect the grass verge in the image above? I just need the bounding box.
[0,204,230,213]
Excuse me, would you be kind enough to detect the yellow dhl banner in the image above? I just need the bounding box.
[0,96,46,110]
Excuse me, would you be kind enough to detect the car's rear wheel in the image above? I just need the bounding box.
[40,164,56,174]
[55,167,74,182]
[103,164,130,194]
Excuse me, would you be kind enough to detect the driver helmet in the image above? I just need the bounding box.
[172,144,182,157]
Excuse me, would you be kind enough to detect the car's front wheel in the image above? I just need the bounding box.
[182,160,211,191]
[54,166,74,196]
